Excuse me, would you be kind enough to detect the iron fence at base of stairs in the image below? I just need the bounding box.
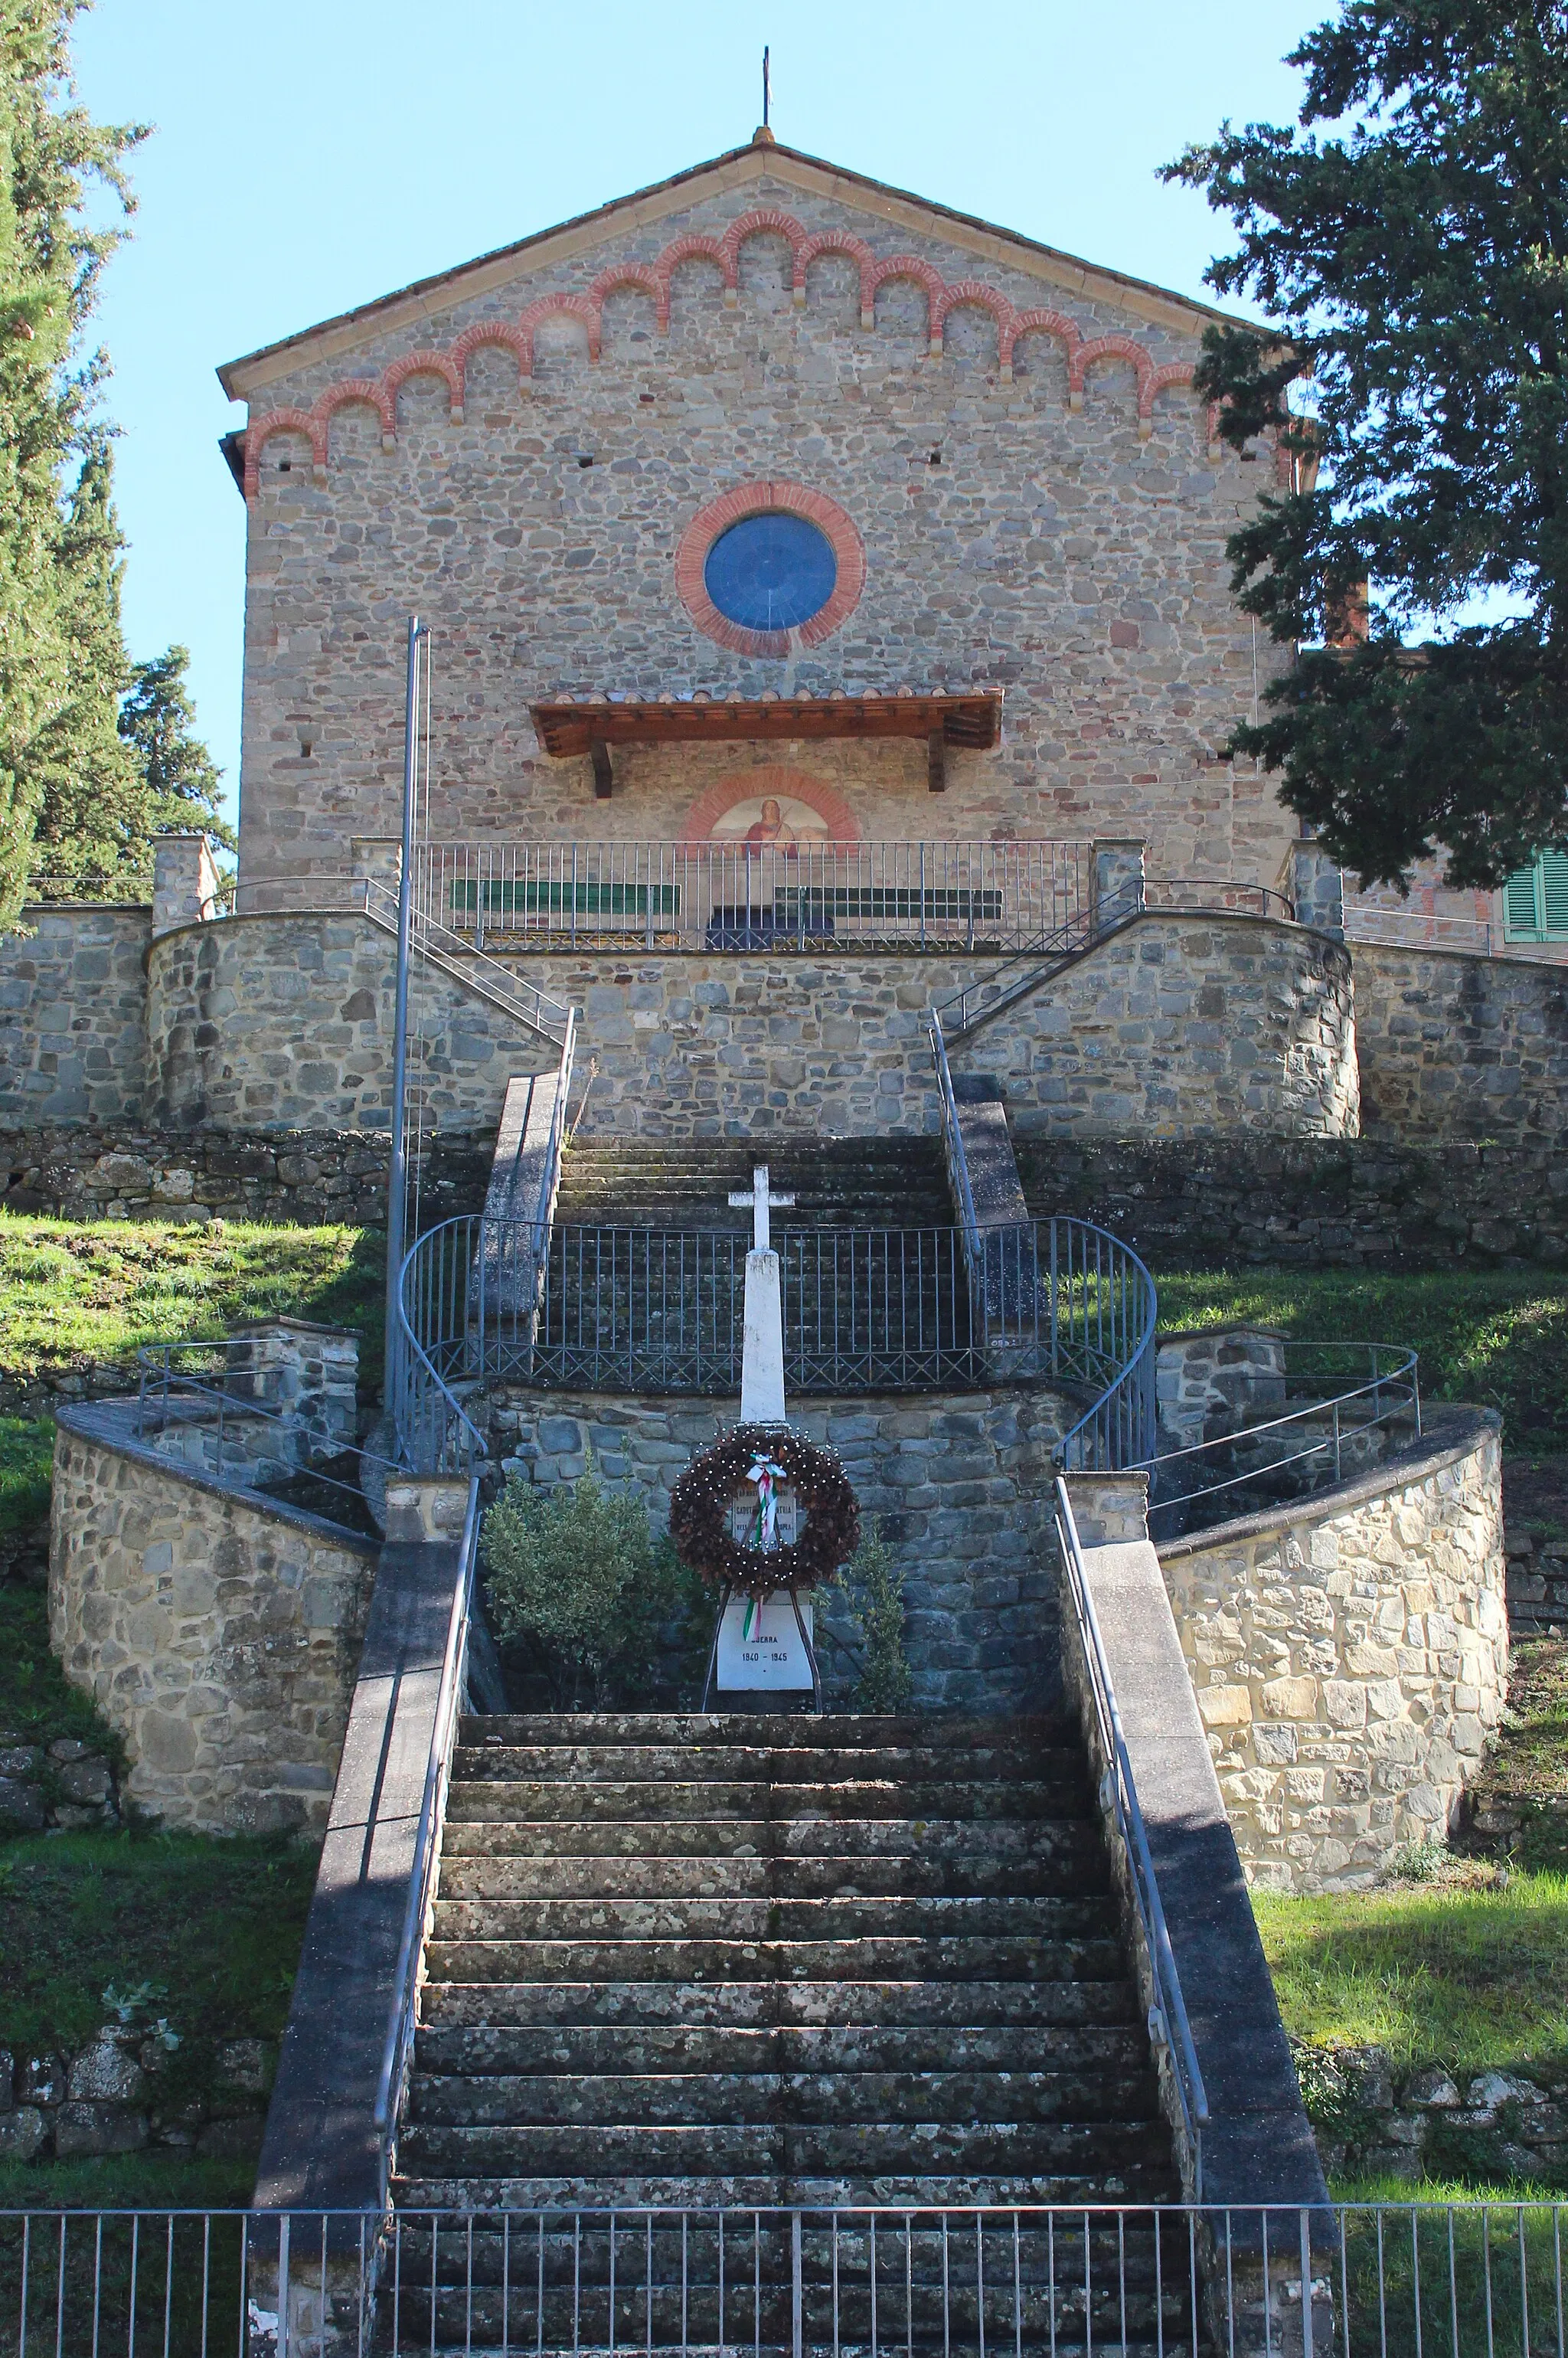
[3,2203,1563,2358]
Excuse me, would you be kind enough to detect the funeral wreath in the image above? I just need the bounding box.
[668,1423,861,1601]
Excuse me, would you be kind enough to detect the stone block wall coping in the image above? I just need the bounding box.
[54,1401,381,1560]
[1156,1325,1288,1347]
[225,1316,361,1343]
[1155,1403,1499,1565]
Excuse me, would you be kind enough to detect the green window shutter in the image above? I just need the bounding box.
[1540,852,1568,939]
[1504,863,1543,940]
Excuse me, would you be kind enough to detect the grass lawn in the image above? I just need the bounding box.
[0,1213,384,1385]
[1256,1869,1568,2082]
[1155,1267,1568,1450]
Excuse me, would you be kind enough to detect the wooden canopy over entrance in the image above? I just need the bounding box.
[530,691,1003,758]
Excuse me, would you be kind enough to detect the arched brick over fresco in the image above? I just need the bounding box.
[679,767,862,845]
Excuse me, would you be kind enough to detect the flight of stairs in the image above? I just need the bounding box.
[552,1138,957,1232]
[394,1712,1175,2214]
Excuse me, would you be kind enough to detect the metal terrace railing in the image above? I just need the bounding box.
[132,1339,395,1526]
[394,1211,1157,1469]
[413,839,1095,954]
[1138,1339,1422,1534]
[7,2199,1568,2358]
[1341,894,1496,956]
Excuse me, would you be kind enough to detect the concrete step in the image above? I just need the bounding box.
[439,1816,1096,1861]
[452,1740,1070,1784]
[395,2117,1169,2181]
[393,2167,1174,2211]
[429,1895,1118,1943]
[420,1979,1144,2032]
[413,2021,1152,2078]
[422,1934,1132,1985]
[554,1142,956,1234]
[460,1713,1073,1747]
[407,2067,1161,2128]
[435,1841,1106,1899]
[444,1780,1088,1823]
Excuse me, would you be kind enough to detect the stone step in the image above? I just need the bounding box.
[393,2169,1174,2212]
[450,1742,1073,1785]
[413,2021,1152,2078]
[419,1979,1142,2032]
[444,1781,1086,1823]
[459,1713,1072,1748]
[439,1816,1096,1861]
[407,2067,1161,2129]
[422,1934,1131,1985]
[395,2118,1169,2182]
[435,1842,1106,1901]
[429,1895,1117,1944]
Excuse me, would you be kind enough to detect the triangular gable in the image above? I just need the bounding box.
[217,136,1245,400]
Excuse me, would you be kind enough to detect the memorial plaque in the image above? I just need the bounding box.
[716,1589,815,1690]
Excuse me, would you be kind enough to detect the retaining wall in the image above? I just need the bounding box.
[0,903,152,1125]
[49,1405,380,1834]
[1354,941,1568,1142]
[143,907,1351,1142]
[475,1382,1076,1712]
[1156,1408,1508,1893]
[1015,1133,1568,1268]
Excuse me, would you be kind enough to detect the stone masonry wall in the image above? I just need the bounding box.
[1155,1408,1508,1893]
[49,1406,379,1834]
[145,912,556,1132]
[1015,1133,1568,1267]
[144,906,1353,1140]
[0,903,152,1125]
[474,1382,1073,1712]
[1354,941,1568,1141]
[232,162,1296,898]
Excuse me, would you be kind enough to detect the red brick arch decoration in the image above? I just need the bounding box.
[679,767,862,846]
[243,206,1238,499]
[673,481,866,658]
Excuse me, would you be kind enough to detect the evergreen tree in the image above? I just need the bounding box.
[1165,2,1568,888]
[117,643,230,849]
[0,1,141,921]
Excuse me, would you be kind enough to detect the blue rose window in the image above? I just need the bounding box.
[704,512,837,633]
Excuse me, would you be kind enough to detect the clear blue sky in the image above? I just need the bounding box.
[71,0,1324,824]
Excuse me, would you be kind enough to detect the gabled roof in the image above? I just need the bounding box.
[217,136,1245,400]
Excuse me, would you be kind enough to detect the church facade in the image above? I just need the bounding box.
[220,134,1297,897]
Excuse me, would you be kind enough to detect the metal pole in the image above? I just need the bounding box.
[385,616,426,1417]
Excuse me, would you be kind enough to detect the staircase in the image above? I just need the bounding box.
[553,1138,956,1233]
[394,1711,1175,2216]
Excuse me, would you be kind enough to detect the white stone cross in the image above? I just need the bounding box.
[728,1164,795,1254]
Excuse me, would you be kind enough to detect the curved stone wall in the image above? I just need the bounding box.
[145,907,1356,1140]
[1156,1407,1506,1893]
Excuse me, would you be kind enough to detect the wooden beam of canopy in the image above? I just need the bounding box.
[531,692,1002,759]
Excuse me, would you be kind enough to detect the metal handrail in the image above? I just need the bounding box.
[132,1339,396,1519]
[926,1009,981,1277]
[1143,877,1297,922]
[373,1473,482,2200]
[930,875,1146,1037]
[1135,1339,1421,1511]
[1054,1477,1210,2193]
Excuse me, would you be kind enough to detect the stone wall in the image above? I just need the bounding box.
[1354,941,1568,1142]
[230,162,1297,898]
[1015,1133,1568,1268]
[49,1405,380,1834]
[1294,2045,1568,2189]
[474,1382,1074,1712]
[0,2022,275,2170]
[0,903,151,1125]
[0,1120,487,1229]
[188,908,1337,1143]
[145,912,557,1133]
[1155,1408,1508,1893]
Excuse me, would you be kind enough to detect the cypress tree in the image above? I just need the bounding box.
[0,1,142,921]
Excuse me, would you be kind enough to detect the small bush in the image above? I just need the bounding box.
[482,1458,701,1709]
[836,1521,914,1715]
